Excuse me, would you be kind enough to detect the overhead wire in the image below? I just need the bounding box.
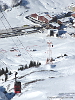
[16,37,34,60]
[0,16,25,57]
[0,16,8,31]
[0,16,13,71]
[1,11,34,61]
[1,11,12,28]
[0,10,38,90]
[0,11,30,87]
[0,15,27,77]
[0,11,28,63]
[0,10,34,72]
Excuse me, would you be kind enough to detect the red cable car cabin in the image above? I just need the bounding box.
[14,81,21,93]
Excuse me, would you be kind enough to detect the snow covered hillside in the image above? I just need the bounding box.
[0,0,75,100]
[0,32,75,100]
[0,0,75,28]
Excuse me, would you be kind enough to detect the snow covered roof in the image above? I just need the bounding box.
[58,17,70,23]
[50,22,60,27]
[73,23,75,27]
[31,13,38,18]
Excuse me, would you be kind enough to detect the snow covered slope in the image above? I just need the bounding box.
[0,0,75,28]
[0,32,75,100]
[26,0,75,13]
[0,0,75,100]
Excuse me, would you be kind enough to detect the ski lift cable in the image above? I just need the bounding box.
[1,11,34,61]
[0,17,8,31]
[0,23,28,78]
[0,19,13,70]
[0,12,22,92]
[16,37,34,60]
[1,11,12,28]
[0,18,22,71]
[10,37,28,62]
[0,11,34,83]
[0,12,28,63]
[0,25,27,65]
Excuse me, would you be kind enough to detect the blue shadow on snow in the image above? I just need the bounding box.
[0,86,15,100]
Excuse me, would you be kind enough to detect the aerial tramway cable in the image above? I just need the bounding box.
[0,11,27,82]
[0,11,35,89]
[0,10,35,70]
[1,11,12,28]
[0,12,28,63]
[1,11,34,61]
[0,11,35,81]
[16,37,34,60]
[0,16,8,32]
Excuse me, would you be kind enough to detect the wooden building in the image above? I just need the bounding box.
[31,13,38,20]
[38,16,49,23]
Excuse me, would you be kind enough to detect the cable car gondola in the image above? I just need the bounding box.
[14,72,21,93]
[14,81,21,93]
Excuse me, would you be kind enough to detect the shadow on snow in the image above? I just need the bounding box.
[0,86,15,100]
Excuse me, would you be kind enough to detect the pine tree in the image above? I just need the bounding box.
[18,68,20,71]
[2,68,4,74]
[5,73,8,82]
[36,62,39,67]
[29,61,33,68]
[0,69,2,76]
[30,61,34,67]
[21,67,24,71]
[33,61,36,66]
[25,64,28,69]
[29,63,31,68]
[6,67,8,73]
